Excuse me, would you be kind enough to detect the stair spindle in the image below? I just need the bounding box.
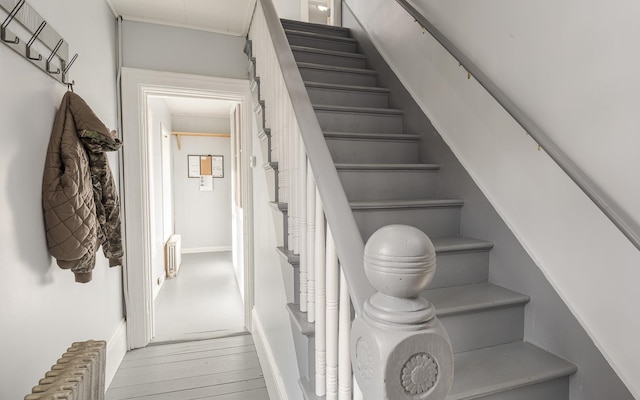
[326,226,339,400]
[307,161,316,323]
[315,189,327,396]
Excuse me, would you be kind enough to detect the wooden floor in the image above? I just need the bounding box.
[107,333,269,400]
[154,252,245,342]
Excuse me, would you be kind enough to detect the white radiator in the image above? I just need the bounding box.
[25,340,106,400]
[165,234,182,279]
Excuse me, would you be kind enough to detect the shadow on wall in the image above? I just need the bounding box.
[7,94,58,284]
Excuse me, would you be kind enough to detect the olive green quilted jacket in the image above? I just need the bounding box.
[42,92,123,283]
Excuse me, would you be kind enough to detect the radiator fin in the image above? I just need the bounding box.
[25,340,106,400]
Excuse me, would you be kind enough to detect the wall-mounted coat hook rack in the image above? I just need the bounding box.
[0,0,24,43]
[26,20,45,60]
[46,39,63,74]
[0,0,77,86]
[62,53,78,85]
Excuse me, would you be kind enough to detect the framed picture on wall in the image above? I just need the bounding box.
[188,155,224,178]
[211,155,224,178]
[188,155,201,178]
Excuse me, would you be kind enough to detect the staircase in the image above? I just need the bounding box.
[248,16,577,400]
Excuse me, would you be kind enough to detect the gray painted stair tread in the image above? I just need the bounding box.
[350,198,464,209]
[432,236,494,254]
[287,302,315,336]
[277,246,300,265]
[269,201,288,212]
[291,45,366,60]
[324,131,419,141]
[298,62,376,75]
[285,28,357,43]
[305,81,390,93]
[314,104,403,115]
[448,341,577,400]
[424,282,530,318]
[281,18,351,34]
[300,377,324,400]
[336,163,440,171]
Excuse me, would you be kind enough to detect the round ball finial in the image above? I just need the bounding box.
[364,225,436,298]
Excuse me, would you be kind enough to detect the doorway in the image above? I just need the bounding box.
[149,95,245,342]
[120,68,254,349]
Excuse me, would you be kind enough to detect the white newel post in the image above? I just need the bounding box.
[351,225,454,400]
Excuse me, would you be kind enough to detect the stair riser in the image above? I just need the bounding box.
[307,86,388,108]
[327,138,419,164]
[293,49,366,69]
[282,22,351,38]
[315,110,403,134]
[290,328,313,381]
[339,170,438,201]
[286,34,357,53]
[299,66,376,87]
[448,377,570,400]
[439,306,524,353]
[431,251,490,289]
[353,206,461,241]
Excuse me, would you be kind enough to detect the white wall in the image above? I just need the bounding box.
[273,0,302,20]
[147,97,173,298]
[171,116,233,251]
[0,1,124,398]
[251,113,301,399]
[122,20,248,79]
[343,0,640,397]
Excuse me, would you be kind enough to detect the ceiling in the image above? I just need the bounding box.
[106,0,257,36]
[162,96,234,117]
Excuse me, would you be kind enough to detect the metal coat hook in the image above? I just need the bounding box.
[62,53,78,85]
[46,39,63,74]
[26,21,46,60]
[1,0,25,44]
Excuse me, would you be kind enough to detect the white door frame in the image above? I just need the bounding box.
[120,67,254,349]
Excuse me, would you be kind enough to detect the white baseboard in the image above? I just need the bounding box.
[252,309,288,400]
[106,319,127,391]
[182,246,232,254]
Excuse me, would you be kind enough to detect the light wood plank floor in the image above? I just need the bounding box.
[107,333,269,399]
[154,252,245,342]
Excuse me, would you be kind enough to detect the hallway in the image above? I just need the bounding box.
[106,252,268,399]
[153,252,245,342]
